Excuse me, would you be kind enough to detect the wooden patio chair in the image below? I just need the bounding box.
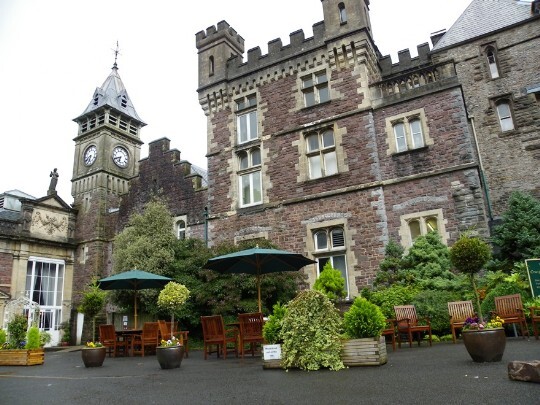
[381,319,396,351]
[394,305,432,348]
[99,324,127,357]
[201,315,238,360]
[238,312,264,358]
[132,322,159,356]
[492,294,528,338]
[447,300,474,343]
[531,307,540,340]
[157,320,189,358]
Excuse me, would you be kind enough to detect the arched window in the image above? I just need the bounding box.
[176,220,186,240]
[338,3,347,24]
[486,48,499,79]
[209,56,214,76]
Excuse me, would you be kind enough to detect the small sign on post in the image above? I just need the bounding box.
[263,344,282,360]
[525,259,540,297]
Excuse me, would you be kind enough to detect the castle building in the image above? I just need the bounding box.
[196,0,494,297]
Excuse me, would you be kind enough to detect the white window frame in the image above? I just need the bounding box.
[495,100,515,132]
[236,95,258,144]
[302,71,330,107]
[176,219,186,240]
[385,108,432,155]
[306,129,338,179]
[238,148,262,207]
[313,227,349,298]
[25,257,65,332]
[486,49,499,79]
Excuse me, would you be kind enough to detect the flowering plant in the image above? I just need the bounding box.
[85,341,103,348]
[159,336,182,348]
[463,315,504,331]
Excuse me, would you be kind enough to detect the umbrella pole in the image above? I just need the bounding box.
[134,291,138,329]
[257,274,262,313]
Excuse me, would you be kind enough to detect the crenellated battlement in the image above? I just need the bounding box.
[379,43,432,77]
[195,20,245,54]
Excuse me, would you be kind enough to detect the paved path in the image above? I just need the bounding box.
[0,339,538,404]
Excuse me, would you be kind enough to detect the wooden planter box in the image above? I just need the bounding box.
[340,337,387,366]
[0,349,45,366]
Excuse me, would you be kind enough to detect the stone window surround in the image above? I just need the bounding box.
[297,67,331,109]
[490,95,516,133]
[235,94,258,145]
[174,215,187,240]
[481,42,500,80]
[385,108,433,156]
[398,208,449,248]
[297,123,348,183]
[237,147,262,208]
[305,217,355,298]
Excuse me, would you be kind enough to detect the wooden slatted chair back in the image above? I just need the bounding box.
[448,301,474,322]
[495,294,523,317]
[201,315,226,342]
[394,305,418,327]
[99,324,116,342]
[238,312,264,339]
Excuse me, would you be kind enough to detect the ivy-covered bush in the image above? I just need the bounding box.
[25,326,40,349]
[364,285,419,319]
[411,290,462,335]
[343,297,386,339]
[262,302,287,344]
[313,262,346,302]
[280,290,344,371]
[7,314,28,349]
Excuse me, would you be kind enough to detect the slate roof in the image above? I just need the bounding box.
[433,0,535,51]
[77,63,145,124]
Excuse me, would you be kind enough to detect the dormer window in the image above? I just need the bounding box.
[338,3,347,24]
[121,95,127,108]
[93,94,99,106]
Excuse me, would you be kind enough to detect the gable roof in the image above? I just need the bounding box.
[433,0,535,51]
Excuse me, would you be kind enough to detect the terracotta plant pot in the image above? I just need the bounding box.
[462,328,506,362]
[81,347,106,367]
[156,346,185,369]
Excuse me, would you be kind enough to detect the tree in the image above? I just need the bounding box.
[112,199,176,316]
[492,191,540,267]
[374,240,408,287]
[78,281,107,342]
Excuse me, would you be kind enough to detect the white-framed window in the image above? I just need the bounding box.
[338,2,347,23]
[486,48,499,79]
[302,71,329,107]
[236,95,258,144]
[25,257,64,331]
[238,147,262,207]
[385,109,432,155]
[313,227,349,298]
[176,220,186,240]
[306,129,338,179]
[399,209,448,247]
[496,100,515,132]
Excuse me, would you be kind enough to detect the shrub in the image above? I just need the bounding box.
[25,326,40,349]
[281,290,344,371]
[78,281,107,342]
[411,290,462,335]
[7,314,28,349]
[365,285,419,319]
[343,297,386,339]
[40,331,52,347]
[313,262,346,302]
[0,329,6,346]
[262,302,287,344]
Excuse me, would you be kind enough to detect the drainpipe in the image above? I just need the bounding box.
[470,116,493,221]
[203,206,209,247]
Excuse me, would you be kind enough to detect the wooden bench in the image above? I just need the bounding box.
[394,305,432,348]
[492,294,528,338]
[447,300,474,343]
[530,306,540,340]
[381,319,396,351]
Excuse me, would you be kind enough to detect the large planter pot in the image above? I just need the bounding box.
[81,347,106,367]
[340,336,387,366]
[0,349,44,366]
[462,328,506,363]
[156,346,185,369]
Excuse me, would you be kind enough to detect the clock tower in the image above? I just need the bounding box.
[71,61,145,294]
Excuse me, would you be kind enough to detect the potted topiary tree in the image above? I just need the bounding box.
[449,234,505,362]
[78,280,107,367]
[341,297,388,366]
[156,281,190,369]
[280,290,344,371]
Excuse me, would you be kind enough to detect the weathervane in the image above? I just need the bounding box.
[112,41,120,68]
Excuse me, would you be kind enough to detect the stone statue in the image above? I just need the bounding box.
[48,168,59,194]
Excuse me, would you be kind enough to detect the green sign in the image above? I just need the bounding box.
[525,259,540,298]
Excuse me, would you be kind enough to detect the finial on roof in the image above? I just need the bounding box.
[112,41,120,69]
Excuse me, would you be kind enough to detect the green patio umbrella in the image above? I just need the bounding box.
[203,247,316,313]
[98,269,172,329]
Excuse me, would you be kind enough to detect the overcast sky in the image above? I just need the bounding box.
[0,0,473,202]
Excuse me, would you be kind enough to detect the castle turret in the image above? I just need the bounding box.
[195,20,245,91]
[321,0,372,40]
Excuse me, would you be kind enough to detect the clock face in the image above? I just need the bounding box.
[84,145,97,166]
[112,146,129,168]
